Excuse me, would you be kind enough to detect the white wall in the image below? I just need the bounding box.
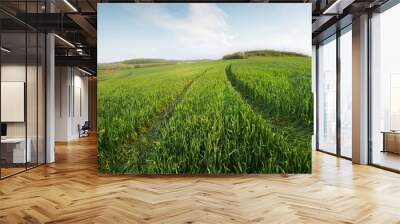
[55,67,89,141]
[55,67,70,141]
[72,72,89,138]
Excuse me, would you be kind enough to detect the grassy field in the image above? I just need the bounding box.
[98,54,312,174]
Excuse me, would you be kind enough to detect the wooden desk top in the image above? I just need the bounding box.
[1,138,30,143]
[381,131,400,134]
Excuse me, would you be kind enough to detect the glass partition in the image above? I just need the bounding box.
[0,1,46,179]
[1,31,28,177]
[317,36,337,154]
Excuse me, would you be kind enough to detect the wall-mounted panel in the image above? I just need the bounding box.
[1,82,25,122]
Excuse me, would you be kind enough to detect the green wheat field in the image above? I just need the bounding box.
[97,50,313,174]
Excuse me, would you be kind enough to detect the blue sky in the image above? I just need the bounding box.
[98,3,311,63]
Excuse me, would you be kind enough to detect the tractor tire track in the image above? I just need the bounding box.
[146,68,210,141]
[225,64,310,149]
[130,68,210,168]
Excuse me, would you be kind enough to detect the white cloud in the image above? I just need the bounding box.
[135,4,235,59]
[111,4,311,61]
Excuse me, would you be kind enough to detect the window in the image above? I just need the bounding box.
[318,36,337,154]
[340,28,352,158]
[370,3,400,171]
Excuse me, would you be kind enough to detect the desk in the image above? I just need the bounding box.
[382,131,400,154]
[1,138,31,163]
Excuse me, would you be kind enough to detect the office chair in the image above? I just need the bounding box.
[79,121,90,138]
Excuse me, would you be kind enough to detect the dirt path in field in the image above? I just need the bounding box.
[143,68,210,142]
[225,64,311,148]
[130,68,210,166]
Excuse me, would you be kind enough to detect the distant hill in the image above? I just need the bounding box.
[98,50,309,71]
[222,50,308,60]
[120,58,176,65]
[98,58,213,71]
[98,58,178,70]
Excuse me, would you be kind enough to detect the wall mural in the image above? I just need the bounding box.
[97,3,313,174]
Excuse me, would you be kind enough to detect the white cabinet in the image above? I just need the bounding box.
[1,138,32,163]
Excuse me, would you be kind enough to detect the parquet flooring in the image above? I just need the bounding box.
[0,167,26,178]
[1,136,400,223]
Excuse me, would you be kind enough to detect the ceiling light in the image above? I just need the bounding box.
[1,47,11,53]
[78,67,93,76]
[322,0,354,15]
[54,34,75,48]
[63,0,78,12]
[76,48,84,55]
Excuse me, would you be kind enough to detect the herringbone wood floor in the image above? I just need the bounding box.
[1,136,400,224]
